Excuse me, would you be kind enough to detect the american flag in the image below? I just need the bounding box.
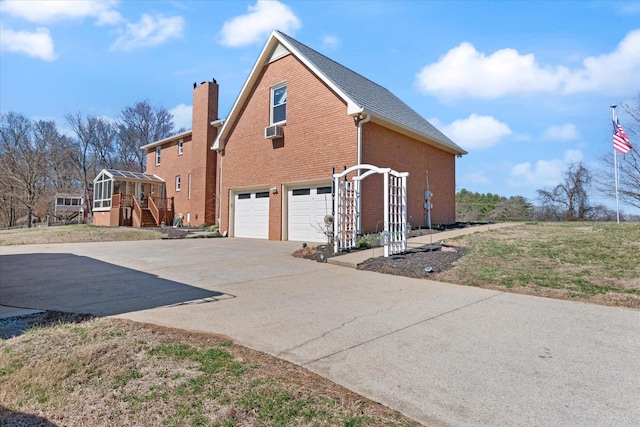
[613,118,632,154]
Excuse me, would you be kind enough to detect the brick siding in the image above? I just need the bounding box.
[219,54,358,239]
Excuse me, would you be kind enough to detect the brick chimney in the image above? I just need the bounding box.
[189,80,219,225]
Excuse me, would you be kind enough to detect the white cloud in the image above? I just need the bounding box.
[111,14,184,52]
[508,149,583,188]
[1,0,122,25]
[322,34,340,49]
[436,114,512,150]
[563,29,640,95]
[219,0,301,47]
[0,27,56,61]
[416,29,640,100]
[541,124,580,141]
[416,42,566,99]
[169,104,192,131]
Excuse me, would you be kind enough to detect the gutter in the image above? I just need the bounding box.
[140,129,192,150]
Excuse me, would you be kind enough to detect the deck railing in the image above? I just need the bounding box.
[110,193,173,227]
[149,196,174,226]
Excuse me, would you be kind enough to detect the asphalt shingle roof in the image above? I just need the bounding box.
[277,31,465,154]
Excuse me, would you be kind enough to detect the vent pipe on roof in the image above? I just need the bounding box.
[354,113,370,234]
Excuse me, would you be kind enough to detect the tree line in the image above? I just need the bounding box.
[0,101,176,227]
[457,161,636,223]
[1,96,638,228]
[459,95,640,223]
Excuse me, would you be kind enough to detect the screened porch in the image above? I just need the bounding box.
[92,169,174,227]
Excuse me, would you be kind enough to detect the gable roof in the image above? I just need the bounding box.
[212,31,466,156]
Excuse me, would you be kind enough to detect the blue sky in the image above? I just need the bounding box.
[1,0,639,213]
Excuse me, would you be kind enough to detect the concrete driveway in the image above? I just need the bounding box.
[1,237,639,426]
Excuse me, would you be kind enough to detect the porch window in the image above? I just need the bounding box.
[156,147,161,165]
[93,172,112,210]
[271,83,287,124]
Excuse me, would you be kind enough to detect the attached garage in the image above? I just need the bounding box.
[234,191,270,239]
[288,185,333,242]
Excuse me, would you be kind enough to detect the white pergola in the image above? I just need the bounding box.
[333,164,408,257]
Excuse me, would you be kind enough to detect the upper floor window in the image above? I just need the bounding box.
[178,139,184,155]
[176,175,181,191]
[155,146,161,165]
[271,83,287,124]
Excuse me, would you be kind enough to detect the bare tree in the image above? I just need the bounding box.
[66,112,100,214]
[93,117,119,170]
[34,120,77,192]
[118,100,174,172]
[0,113,51,227]
[537,162,592,221]
[596,94,640,209]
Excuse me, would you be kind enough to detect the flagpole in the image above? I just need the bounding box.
[611,104,620,224]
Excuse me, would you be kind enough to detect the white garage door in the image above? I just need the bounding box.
[235,191,270,239]
[288,185,333,242]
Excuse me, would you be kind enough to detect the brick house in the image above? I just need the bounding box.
[211,31,466,241]
[93,31,466,240]
[141,81,221,227]
[92,81,220,228]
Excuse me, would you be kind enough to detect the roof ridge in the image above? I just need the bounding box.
[275,31,387,95]
[275,31,466,154]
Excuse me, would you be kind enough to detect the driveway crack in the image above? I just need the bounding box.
[300,292,504,367]
[277,308,389,359]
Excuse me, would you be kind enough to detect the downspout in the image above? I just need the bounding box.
[355,113,371,235]
[218,152,223,227]
[211,119,225,229]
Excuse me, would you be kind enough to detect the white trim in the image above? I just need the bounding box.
[141,130,192,150]
[269,43,291,62]
[212,32,359,151]
[210,31,467,156]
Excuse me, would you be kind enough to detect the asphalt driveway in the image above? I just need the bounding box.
[1,237,639,426]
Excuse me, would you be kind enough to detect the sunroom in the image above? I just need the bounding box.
[92,169,174,227]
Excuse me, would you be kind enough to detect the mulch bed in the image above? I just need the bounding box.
[357,244,466,278]
[293,242,465,279]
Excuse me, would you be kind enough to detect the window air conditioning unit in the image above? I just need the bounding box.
[265,124,284,139]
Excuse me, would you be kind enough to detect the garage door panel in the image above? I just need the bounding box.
[288,186,332,242]
[235,192,269,239]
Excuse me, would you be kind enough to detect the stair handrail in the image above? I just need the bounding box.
[149,196,160,226]
[132,196,142,228]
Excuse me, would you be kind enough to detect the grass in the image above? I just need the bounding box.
[0,319,417,427]
[437,222,640,307]
[0,224,164,246]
